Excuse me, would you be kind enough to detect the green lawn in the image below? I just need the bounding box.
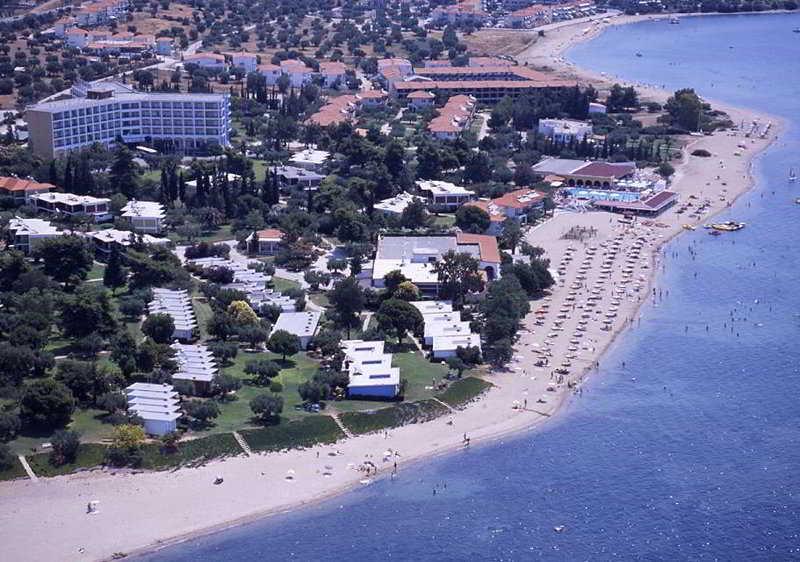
[0,457,28,481]
[196,350,323,435]
[240,416,343,452]
[87,262,106,281]
[6,407,114,455]
[140,433,241,470]
[168,224,234,245]
[272,276,301,293]
[340,400,448,436]
[432,214,456,228]
[25,444,107,478]
[308,292,330,308]
[437,377,492,408]
[193,296,213,341]
[252,159,268,183]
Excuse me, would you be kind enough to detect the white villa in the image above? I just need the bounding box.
[374,191,425,216]
[288,148,330,172]
[411,300,482,360]
[171,342,218,393]
[537,118,593,143]
[30,192,112,222]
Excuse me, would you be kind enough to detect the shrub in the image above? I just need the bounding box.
[691,148,712,157]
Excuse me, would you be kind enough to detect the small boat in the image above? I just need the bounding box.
[790,168,797,182]
[682,224,695,231]
[795,198,800,205]
[709,230,722,237]
[670,17,680,24]
[793,27,800,33]
[710,221,746,232]
[635,52,643,57]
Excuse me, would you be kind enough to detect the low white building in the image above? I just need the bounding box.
[289,149,330,172]
[537,119,593,143]
[248,228,285,256]
[319,61,347,88]
[410,300,453,315]
[432,333,482,359]
[416,179,475,212]
[125,382,181,436]
[407,90,436,109]
[171,342,218,393]
[6,217,63,254]
[183,52,226,71]
[148,288,197,341]
[271,310,321,349]
[280,59,314,88]
[274,165,325,191]
[229,51,257,73]
[89,228,168,258]
[120,200,166,234]
[374,191,425,216]
[589,102,607,114]
[423,320,473,346]
[30,192,112,222]
[341,340,400,399]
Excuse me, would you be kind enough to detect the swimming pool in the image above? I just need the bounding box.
[566,188,641,202]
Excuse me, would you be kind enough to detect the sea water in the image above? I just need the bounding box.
[138,13,800,561]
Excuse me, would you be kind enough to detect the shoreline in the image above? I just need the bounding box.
[0,14,787,562]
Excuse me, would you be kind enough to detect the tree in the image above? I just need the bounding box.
[0,343,35,386]
[141,313,175,344]
[0,412,21,442]
[500,219,524,254]
[108,423,145,466]
[445,356,468,378]
[329,276,364,338]
[58,285,118,339]
[183,399,220,428]
[383,270,407,294]
[455,205,491,234]
[103,244,128,291]
[55,360,111,404]
[207,311,235,340]
[212,373,242,398]
[298,380,328,404]
[267,330,301,361]
[400,199,430,229]
[97,391,128,415]
[244,359,281,386]
[394,281,420,301]
[50,430,80,466]
[33,236,93,286]
[657,162,675,178]
[110,145,139,198]
[227,300,259,327]
[665,88,704,131]
[432,251,484,309]
[20,379,76,429]
[375,298,423,344]
[484,338,514,366]
[250,393,283,424]
[237,324,268,349]
[0,443,14,470]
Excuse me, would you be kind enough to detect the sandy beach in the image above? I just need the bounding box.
[0,14,785,562]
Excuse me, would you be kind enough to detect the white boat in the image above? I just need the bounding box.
[670,17,680,24]
[790,168,797,182]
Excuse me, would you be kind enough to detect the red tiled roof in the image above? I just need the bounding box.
[573,162,636,179]
[457,233,501,264]
[493,188,546,209]
[256,228,284,241]
[0,177,55,193]
[408,90,436,99]
[319,61,346,75]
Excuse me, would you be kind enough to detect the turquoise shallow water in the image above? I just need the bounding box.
[137,13,800,561]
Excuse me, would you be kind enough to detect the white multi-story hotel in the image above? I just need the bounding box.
[26,81,231,159]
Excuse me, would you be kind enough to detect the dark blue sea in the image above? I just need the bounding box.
[138,14,800,561]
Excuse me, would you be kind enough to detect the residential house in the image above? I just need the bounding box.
[258,63,282,85]
[280,59,314,88]
[407,90,436,109]
[156,37,173,55]
[90,228,168,259]
[319,61,347,88]
[428,94,476,139]
[465,188,547,234]
[171,343,218,394]
[183,53,226,71]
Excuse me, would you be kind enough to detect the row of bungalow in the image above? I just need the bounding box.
[183,55,348,90]
[148,288,197,341]
[502,1,597,29]
[411,301,482,360]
